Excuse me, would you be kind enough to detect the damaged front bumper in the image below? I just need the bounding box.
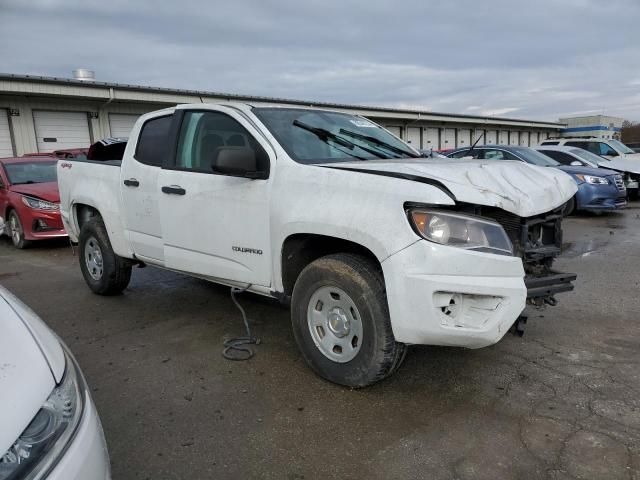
[382,240,528,349]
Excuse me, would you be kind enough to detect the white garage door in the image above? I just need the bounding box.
[519,131,529,146]
[109,113,139,139]
[406,127,421,148]
[509,131,520,146]
[529,132,539,146]
[443,129,456,148]
[33,111,91,153]
[457,129,471,148]
[0,110,13,157]
[385,126,402,138]
[498,130,509,144]
[424,128,439,149]
[486,130,497,144]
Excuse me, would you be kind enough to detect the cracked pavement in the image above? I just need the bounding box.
[0,206,638,479]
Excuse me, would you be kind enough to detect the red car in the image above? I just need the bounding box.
[0,156,66,248]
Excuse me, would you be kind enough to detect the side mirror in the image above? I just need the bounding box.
[211,147,266,179]
[570,160,583,166]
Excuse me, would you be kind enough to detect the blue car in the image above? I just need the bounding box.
[447,145,627,215]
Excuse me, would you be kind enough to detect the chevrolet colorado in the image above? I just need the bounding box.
[57,103,577,387]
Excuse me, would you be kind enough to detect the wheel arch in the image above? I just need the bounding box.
[71,202,133,258]
[280,233,382,298]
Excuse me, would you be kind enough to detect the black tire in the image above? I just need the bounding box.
[8,210,30,249]
[78,216,132,295]
[563,196,576,216]
[291,253,407,388]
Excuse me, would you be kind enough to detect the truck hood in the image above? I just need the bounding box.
[9,182,60,203]
[321,159,577,217]
[600,156,640,175]
[0,287,65,455]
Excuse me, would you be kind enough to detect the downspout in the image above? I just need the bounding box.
[96,87,115,139]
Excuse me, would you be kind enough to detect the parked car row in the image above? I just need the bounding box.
[446,144,628,215]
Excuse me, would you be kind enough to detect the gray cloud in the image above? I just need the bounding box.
[1,0,638,120]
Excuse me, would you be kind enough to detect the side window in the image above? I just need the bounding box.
[543,150,580,165]
[597,143,618,156]
[175,111,269,174]
[565,141,593,154]
[541,141,559,145]
[450,149,480,159]
[134,115,173,166]
[482,149,506,160]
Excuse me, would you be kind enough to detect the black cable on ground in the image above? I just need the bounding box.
[223,284,261,361]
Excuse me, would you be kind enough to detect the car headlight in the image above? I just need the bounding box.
[0,350,84,480]
[408,209,513,256]
[21,196,60,211]
[575,174,609,185]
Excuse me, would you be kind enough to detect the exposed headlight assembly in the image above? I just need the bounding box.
[0,351,84,480]
[408,209,513,256]
[21,196,59,211]
[575,174,609,185]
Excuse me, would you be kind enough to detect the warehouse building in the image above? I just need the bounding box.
[558,114,624,139]
[0,73,565,156]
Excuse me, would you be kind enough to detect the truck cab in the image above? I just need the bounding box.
[57,103,577,387]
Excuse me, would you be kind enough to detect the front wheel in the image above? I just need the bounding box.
[563,196,576,216]
[78,216,132,295]
[291,253,407,388]
[8,211,30,249]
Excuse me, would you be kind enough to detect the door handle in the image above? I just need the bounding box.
[161,185,186,195]
[123,178,140,187]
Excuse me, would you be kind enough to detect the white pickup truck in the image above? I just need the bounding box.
[57,103,577,387]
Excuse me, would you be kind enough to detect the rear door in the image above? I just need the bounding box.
[120,113,173,263]
[157,107,273,286]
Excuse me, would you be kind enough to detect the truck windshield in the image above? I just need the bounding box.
[4,161,57,185]
[609,139,634,154]
[253,107,420,164]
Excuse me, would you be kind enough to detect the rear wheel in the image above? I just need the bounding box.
[291,253,407,388]
[8,211,30,249]
[79,216,132,295]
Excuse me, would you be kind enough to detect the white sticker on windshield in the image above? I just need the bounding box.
[349,119,376,128]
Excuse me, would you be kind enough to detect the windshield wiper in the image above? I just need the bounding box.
[293,120,384,160]
[338,128,419,158]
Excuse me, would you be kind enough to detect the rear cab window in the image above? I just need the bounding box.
[134,115,173,166]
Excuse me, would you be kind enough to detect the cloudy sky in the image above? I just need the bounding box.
[1,0,638,121]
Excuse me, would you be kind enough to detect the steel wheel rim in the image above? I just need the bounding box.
[307,286,363,363]
[84,236,104,281]
[9,215,21,245]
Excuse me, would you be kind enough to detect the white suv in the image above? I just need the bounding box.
[540,138,640,192]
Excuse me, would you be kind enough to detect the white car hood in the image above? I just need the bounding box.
[323,159,577,217]
[602,154,640,174]
[0,287,65,455]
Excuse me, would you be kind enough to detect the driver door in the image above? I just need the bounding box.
[157,107,273,286]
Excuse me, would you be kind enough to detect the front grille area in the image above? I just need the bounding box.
[613,175,625,191]
[435,202,575,303]
[479,206,563,272]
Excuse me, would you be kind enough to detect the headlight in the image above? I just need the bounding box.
[575,174,609,185]
[0,351,84,480]
[21,196,60,211]
[408,209,513,256]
